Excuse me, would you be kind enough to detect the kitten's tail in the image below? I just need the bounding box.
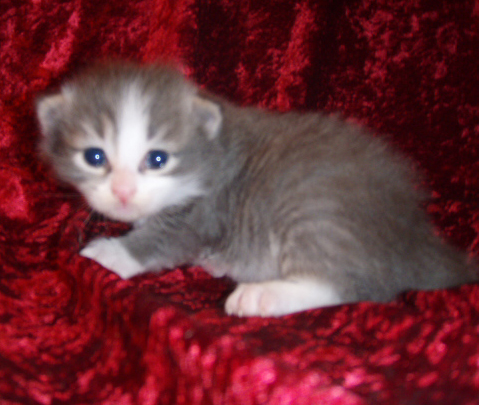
[422,237,479,290]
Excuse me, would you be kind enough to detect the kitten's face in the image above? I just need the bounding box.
[36,65,222,222]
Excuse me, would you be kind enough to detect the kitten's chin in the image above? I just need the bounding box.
[94,204,147,224]
[106,211,143,223]
[107,211,144,223]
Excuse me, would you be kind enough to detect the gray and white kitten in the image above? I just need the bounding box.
[36,63,477,317]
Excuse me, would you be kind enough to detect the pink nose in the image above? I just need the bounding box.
[111,170,137,205]
[112,183,136,204]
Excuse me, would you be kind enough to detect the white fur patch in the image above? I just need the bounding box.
[80,237,145,278]
[116,84,151,172]
[225,279,342,317]
[80,171,203,223]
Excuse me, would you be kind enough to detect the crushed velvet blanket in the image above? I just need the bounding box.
[1,0,478,404]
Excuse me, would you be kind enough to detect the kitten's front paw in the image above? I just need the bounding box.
[80,237,145,279]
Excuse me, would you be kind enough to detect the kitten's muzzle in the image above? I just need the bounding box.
[111,169,137,205]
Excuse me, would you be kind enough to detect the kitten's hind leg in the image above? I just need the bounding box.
[225,279,343,317]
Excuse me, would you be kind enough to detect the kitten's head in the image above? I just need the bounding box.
[36,63,223,222]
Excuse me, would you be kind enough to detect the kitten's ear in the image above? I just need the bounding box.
[36,93,67,137]
[191,95,222,140]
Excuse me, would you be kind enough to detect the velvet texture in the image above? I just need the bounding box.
[1,1,478,404]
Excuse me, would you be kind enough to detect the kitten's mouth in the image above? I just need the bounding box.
[103,203,145,223]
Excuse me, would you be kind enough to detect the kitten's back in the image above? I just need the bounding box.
[209,105,478,299]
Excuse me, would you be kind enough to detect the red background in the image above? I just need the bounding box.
[0,0,478,404]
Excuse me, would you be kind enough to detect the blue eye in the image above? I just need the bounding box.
[145,150,168,169]
[84,148,107,167]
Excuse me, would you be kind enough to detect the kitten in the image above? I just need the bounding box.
[36,63,478,317]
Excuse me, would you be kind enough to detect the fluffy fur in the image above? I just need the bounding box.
[36,63,478,316]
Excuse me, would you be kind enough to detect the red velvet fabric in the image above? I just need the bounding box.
[1,1,478,404]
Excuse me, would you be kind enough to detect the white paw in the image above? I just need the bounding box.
[80,237,145,279]
[225,279,342,317]
[225,282,280,317]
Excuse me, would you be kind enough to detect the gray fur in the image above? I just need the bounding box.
[37,63,478,306]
